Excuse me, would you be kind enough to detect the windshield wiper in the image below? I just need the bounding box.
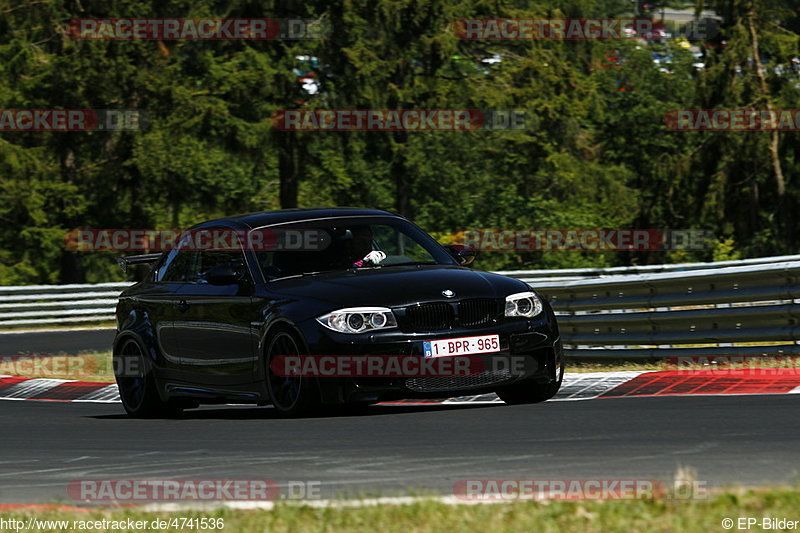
[269,269,339,281]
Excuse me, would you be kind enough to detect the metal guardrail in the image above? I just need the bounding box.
[502,259,800,360]
[0,257,798,361]
[495,254,800,283]
[0,282,131,327]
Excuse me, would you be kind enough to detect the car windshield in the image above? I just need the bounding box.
[255,218,454,280]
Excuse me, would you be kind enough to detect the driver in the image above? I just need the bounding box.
[347,225,385,267]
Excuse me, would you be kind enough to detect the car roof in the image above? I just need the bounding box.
[191,207,401,230]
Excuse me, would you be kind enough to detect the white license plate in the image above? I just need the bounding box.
[423,334,500,358]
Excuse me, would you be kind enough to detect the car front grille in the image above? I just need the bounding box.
[458,298,502,327]
[403,299,501,331]
[405,302,454,331]
[404,368,514,392]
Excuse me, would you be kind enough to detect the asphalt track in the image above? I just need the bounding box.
[0,329,114,355]
[1,394,799,503]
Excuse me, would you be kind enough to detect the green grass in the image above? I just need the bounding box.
[568,361,665,373]
[0,351,114,382]
[3,488,800,532]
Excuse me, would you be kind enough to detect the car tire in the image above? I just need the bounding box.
[114,338,181,418]
[265,328,319,417]
[496,356,565,404]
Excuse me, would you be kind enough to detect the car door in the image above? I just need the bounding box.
[142,248,189,373]
[171,237,260,386]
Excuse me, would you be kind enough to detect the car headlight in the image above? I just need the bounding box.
[505,291,543,318]
[316,307,398,334]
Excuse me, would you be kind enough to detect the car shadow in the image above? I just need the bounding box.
[88,402,503,421]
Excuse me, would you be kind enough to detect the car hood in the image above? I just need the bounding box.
[264,265,530,309]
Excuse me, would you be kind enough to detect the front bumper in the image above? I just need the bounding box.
[295,317,562,404]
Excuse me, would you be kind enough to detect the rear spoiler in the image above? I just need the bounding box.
[117,253,163,273]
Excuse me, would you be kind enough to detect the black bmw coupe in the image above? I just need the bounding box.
[113,208,563,417]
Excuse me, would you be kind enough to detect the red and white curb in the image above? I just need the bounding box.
[418,368,800,405]
[0,375,119,403]
[3,368,800,405]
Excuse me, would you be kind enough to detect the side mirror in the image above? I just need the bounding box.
[202,262,244,286]
[445,244,478,266]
